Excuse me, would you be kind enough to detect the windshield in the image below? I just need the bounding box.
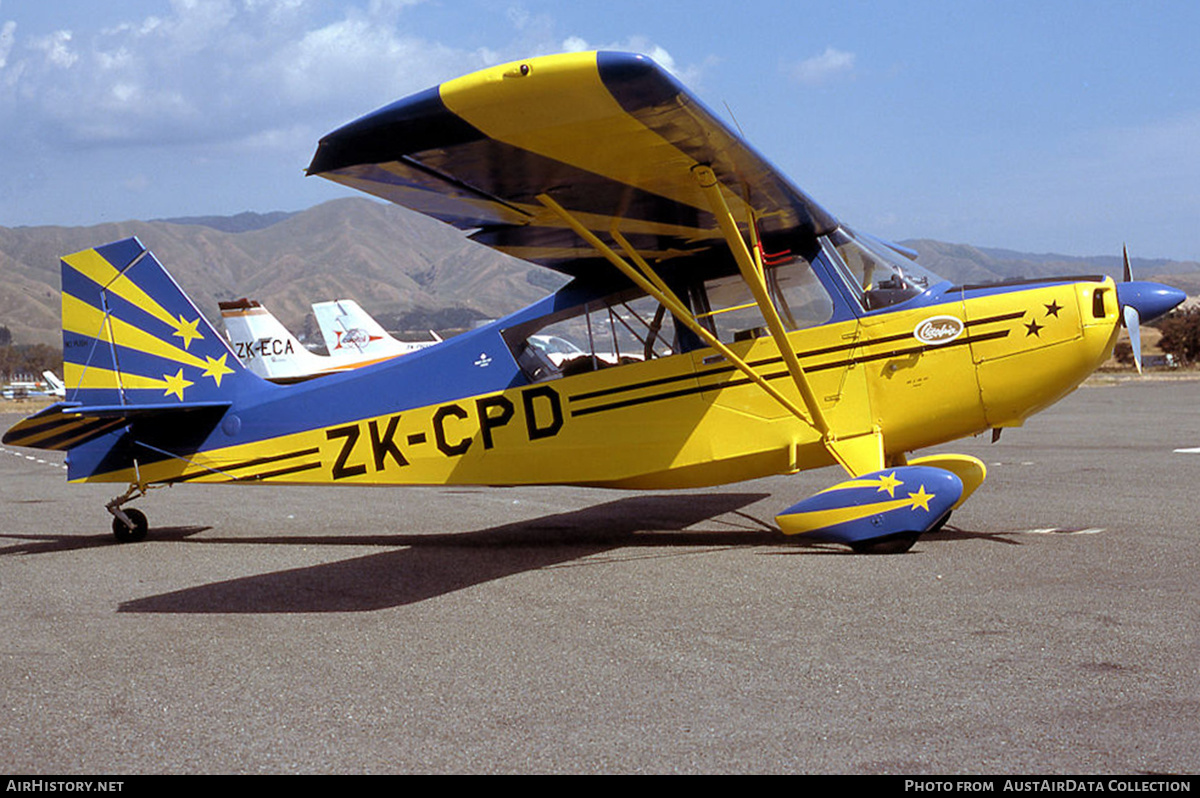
[823,228,945,311]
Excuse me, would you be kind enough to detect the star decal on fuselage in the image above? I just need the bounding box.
[162,368,193,401]
[172,314,204,350]
[1044,300,1063,317]
[1024,318,1044,337]
[201,354,235,387]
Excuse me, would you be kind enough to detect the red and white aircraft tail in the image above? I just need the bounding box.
[313,299,440,360]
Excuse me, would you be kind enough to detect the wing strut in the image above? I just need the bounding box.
[690,166,831,437]
[535,193,822,436]
[538,189,879,476]
[689,167,885,476]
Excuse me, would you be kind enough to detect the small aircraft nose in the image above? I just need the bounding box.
[1116,281,1187,323]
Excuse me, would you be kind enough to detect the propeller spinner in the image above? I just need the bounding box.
[1114,245,1186,373]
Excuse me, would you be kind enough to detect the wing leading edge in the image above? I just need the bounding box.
[307,51,838,279]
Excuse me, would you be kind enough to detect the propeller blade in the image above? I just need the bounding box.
[1114,246,1185,373]
[1123,304,1143,374]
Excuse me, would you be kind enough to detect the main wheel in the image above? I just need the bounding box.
[928,510,952,535]
[111,508,148,543]
[849,530,919,555]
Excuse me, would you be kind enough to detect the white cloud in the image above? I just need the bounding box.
[0,20,15,69]
[0,2,478,151]
[555,34,692,83]
[789,46,856,86]
[30,29,79,68]
[0,2,708,226]
[561,35,588,52]
[0,2,699,156]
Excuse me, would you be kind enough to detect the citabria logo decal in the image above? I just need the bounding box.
[913,315,964,345]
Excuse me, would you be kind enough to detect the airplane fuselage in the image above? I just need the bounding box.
[61,272,1120,491]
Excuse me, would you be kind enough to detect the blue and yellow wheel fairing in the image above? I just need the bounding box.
[775,466,963,546]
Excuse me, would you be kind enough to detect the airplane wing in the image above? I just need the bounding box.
[307,51,839,278]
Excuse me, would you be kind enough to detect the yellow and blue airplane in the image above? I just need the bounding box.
[3,52,1185,552]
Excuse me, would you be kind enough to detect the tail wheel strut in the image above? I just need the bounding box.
[105,482,151,543]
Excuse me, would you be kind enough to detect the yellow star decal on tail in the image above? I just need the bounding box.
[876,471,903,497]
[907,485,934,512]
[201,354,234,387]
[162,368,193,401]
[172,314,204,350]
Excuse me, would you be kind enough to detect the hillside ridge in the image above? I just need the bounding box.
[2,200,1196,347]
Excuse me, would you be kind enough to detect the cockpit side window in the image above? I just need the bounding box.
[689,253,832,344]
[506,289,681,382]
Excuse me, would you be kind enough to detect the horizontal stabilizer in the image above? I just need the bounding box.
[67,401,233,418]
[2,402,105,451]
[2,400,232,452]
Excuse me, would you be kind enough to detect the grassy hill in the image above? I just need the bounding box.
[0,198,564,347]
[2,200,1196,348]
[903,239,1200,293]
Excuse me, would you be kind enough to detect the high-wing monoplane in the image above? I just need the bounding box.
[3,52,1185,552]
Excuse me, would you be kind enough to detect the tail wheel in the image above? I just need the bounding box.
[112,508,149,543]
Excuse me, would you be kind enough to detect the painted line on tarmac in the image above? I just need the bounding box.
[1019,527,1105,535]
[1,445,67,470]
[1173,446,1200,454]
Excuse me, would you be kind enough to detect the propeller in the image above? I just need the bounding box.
[1114,244,1187,373]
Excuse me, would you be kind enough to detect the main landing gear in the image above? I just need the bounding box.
[105,482,151,543]
[848,530,921,555]
[775,465,965,554]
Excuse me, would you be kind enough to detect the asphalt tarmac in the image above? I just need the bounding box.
[1,376,1197,775]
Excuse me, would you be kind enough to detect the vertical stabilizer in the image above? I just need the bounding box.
[61,238,248,408]
[314,299,439,362]
[219,299,333,382]
[314,299,397,359]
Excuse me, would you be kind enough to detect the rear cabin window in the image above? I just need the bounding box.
[507,254,833,383]
[510,290,680,382]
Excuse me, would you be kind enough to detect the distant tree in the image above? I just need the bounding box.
[19,344,61,376]
[0,325,10,346]
[1156,309,1200,366]
[0,344,62,380]
[0,346,18,378]
[1113,340,1134,366]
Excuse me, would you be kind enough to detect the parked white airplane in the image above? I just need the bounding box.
[42,371,66,398]
[220,298,439,383]
[312,299,440,360]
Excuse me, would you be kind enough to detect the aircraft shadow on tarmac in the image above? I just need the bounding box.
[0,525,210,556]
[117,493,786,614]
[0,494,1028,613]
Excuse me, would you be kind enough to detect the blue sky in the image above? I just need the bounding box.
[2,0,1198,259]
